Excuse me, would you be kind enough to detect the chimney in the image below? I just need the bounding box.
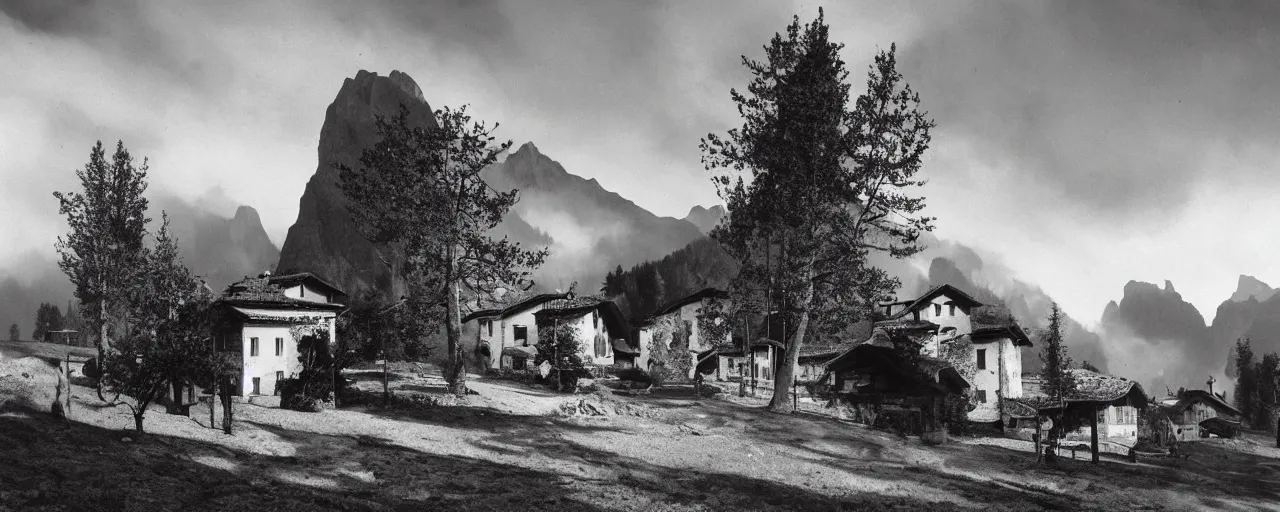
[1207,376,1216,395]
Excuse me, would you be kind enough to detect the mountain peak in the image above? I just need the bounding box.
[1164,280,1176,293]
[232,205,260,224]
[683,204,727,235]
[1232,274,1275,303]
[516,141,541,157]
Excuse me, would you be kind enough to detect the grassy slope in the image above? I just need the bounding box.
[0,340,96,363]
[1,368,1279,511]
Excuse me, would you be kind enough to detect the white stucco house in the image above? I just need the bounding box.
[533,296,635,369]
[870,284,1033,424]
[212,272,345,397]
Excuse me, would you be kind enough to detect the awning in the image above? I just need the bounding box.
[501,346,537,358]
[230,307,335,322]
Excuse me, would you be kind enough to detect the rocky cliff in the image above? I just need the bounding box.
[151,194,279,292]
[276,70,436,303]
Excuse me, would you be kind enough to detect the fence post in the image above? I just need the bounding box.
[64,353,71,416]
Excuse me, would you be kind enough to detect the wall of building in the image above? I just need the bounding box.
[281,283,334,303]
[918,295,973,334]
[565,312,615,367]
[240,324,302,397]
[715,347,773,382]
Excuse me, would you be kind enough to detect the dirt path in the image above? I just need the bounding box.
[2,368,1279,511]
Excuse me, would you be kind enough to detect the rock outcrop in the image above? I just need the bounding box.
[683,205,726,235]
[276,70,437,302]
[151,194,279,293]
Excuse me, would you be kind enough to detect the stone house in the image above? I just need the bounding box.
[637,288,731,378]
[1019,372,1143,444]
[871,284,1032,424]
[533,296,635,370]
[463,293,569,370]
[1157,389,1242,442]
[212,272,345,398]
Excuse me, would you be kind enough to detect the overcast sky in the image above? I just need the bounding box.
[3,0,1279,326]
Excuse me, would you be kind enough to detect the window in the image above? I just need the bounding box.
[976,390,987,403]
[976,349,987,370]
[514,325,528,346]
[764,367,771,380]
[250,337,259,357]
[934,304,941,316]
[949,304,956,316]
[275,337,284,356]
[912,310,920,321]
[595,334,608,358]
[884,305,893,317]
[300,286,305,298]
[487,320,493,337]
[275,371,284,395]
[593,310,599,329]
[512,356,527,370]
[251,377,261,395]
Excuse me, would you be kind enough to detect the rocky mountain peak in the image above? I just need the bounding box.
[683,204,727,235]
[1231,274,1275,303]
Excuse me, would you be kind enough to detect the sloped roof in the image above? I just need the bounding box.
[653,288,729,317]
[461,293,569,323]
[267,272,346,297]
[891,284,984,320]
[1014,369,1148,412]
[219,276,345,310]
[229,307,337,322]
[1163,389,1241,417]
[970,305,1033,347]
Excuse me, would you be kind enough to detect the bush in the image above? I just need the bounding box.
[278,376,333,412]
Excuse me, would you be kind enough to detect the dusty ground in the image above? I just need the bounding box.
[2,361,1279,511]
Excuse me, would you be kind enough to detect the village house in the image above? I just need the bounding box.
[1157,389,1242,442]
[865,284,1032,424]
[637,288,732,378]
[533,295,635,371]
[212,272,345,398]
[1008,368,1148,461]
[704,338,783,385]
[463,293,569,370]
[1017,371,1144,445]
[822,327,970,442]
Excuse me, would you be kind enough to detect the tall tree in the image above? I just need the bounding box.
[1039,302,1076,402]
[101,214,233,433]
[63,300,85,345]
[54,141,151,395]
[339,106,549,394]
[1257,352,1279,428]
[1234,338,1257,425]
[8,324,18,341]
[701,10,934,410]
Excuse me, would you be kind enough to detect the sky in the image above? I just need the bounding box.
[3,0,1280,328]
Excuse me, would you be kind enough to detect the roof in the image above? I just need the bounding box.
[267,272,346,297]
[970,305,1033,347]
[533,296,634,348]
[890,284,984,320]
[1163,389,1242,417]
[1015,369,1148,412]
[219,276,345,310]
[461,293,569,323]
[716,338,784,356]
[824,341,969,395]
[653,288,729,317]
[799,341,857,362]
[229,307,338,322]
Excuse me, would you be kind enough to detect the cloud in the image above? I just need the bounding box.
[900,0,1280,219]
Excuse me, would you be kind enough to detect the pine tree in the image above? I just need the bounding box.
[32,303,64,342]
[1234,338,1257,424]
[1038,302,1076,402]
[701,10,934,410]
[339,105,549,395]
[54,140,151,394]
[7,324,18,341]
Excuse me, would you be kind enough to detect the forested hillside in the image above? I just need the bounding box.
[599,237,738,324]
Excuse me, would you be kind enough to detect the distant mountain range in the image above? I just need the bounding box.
[682,205,726,235]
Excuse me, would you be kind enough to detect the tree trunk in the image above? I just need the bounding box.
[1090,407,1100,464]
[768,261,815,411]
[97,299,108,402]
[134,411,144,434]
[168,378,184,414]
[220,379,233,435]
[444,251,467,395]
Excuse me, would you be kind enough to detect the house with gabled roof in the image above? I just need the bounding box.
[840,284,1033,424]
[533,295,635,370]
[463,292,570,370]
[1158,389,1242,441]
[212,271,345,398]
[637,288,732,378]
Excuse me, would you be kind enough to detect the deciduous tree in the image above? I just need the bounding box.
[8,324,18,341]
[701,10,934,410]
[339,105,548,395]
[54,141,150,399]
